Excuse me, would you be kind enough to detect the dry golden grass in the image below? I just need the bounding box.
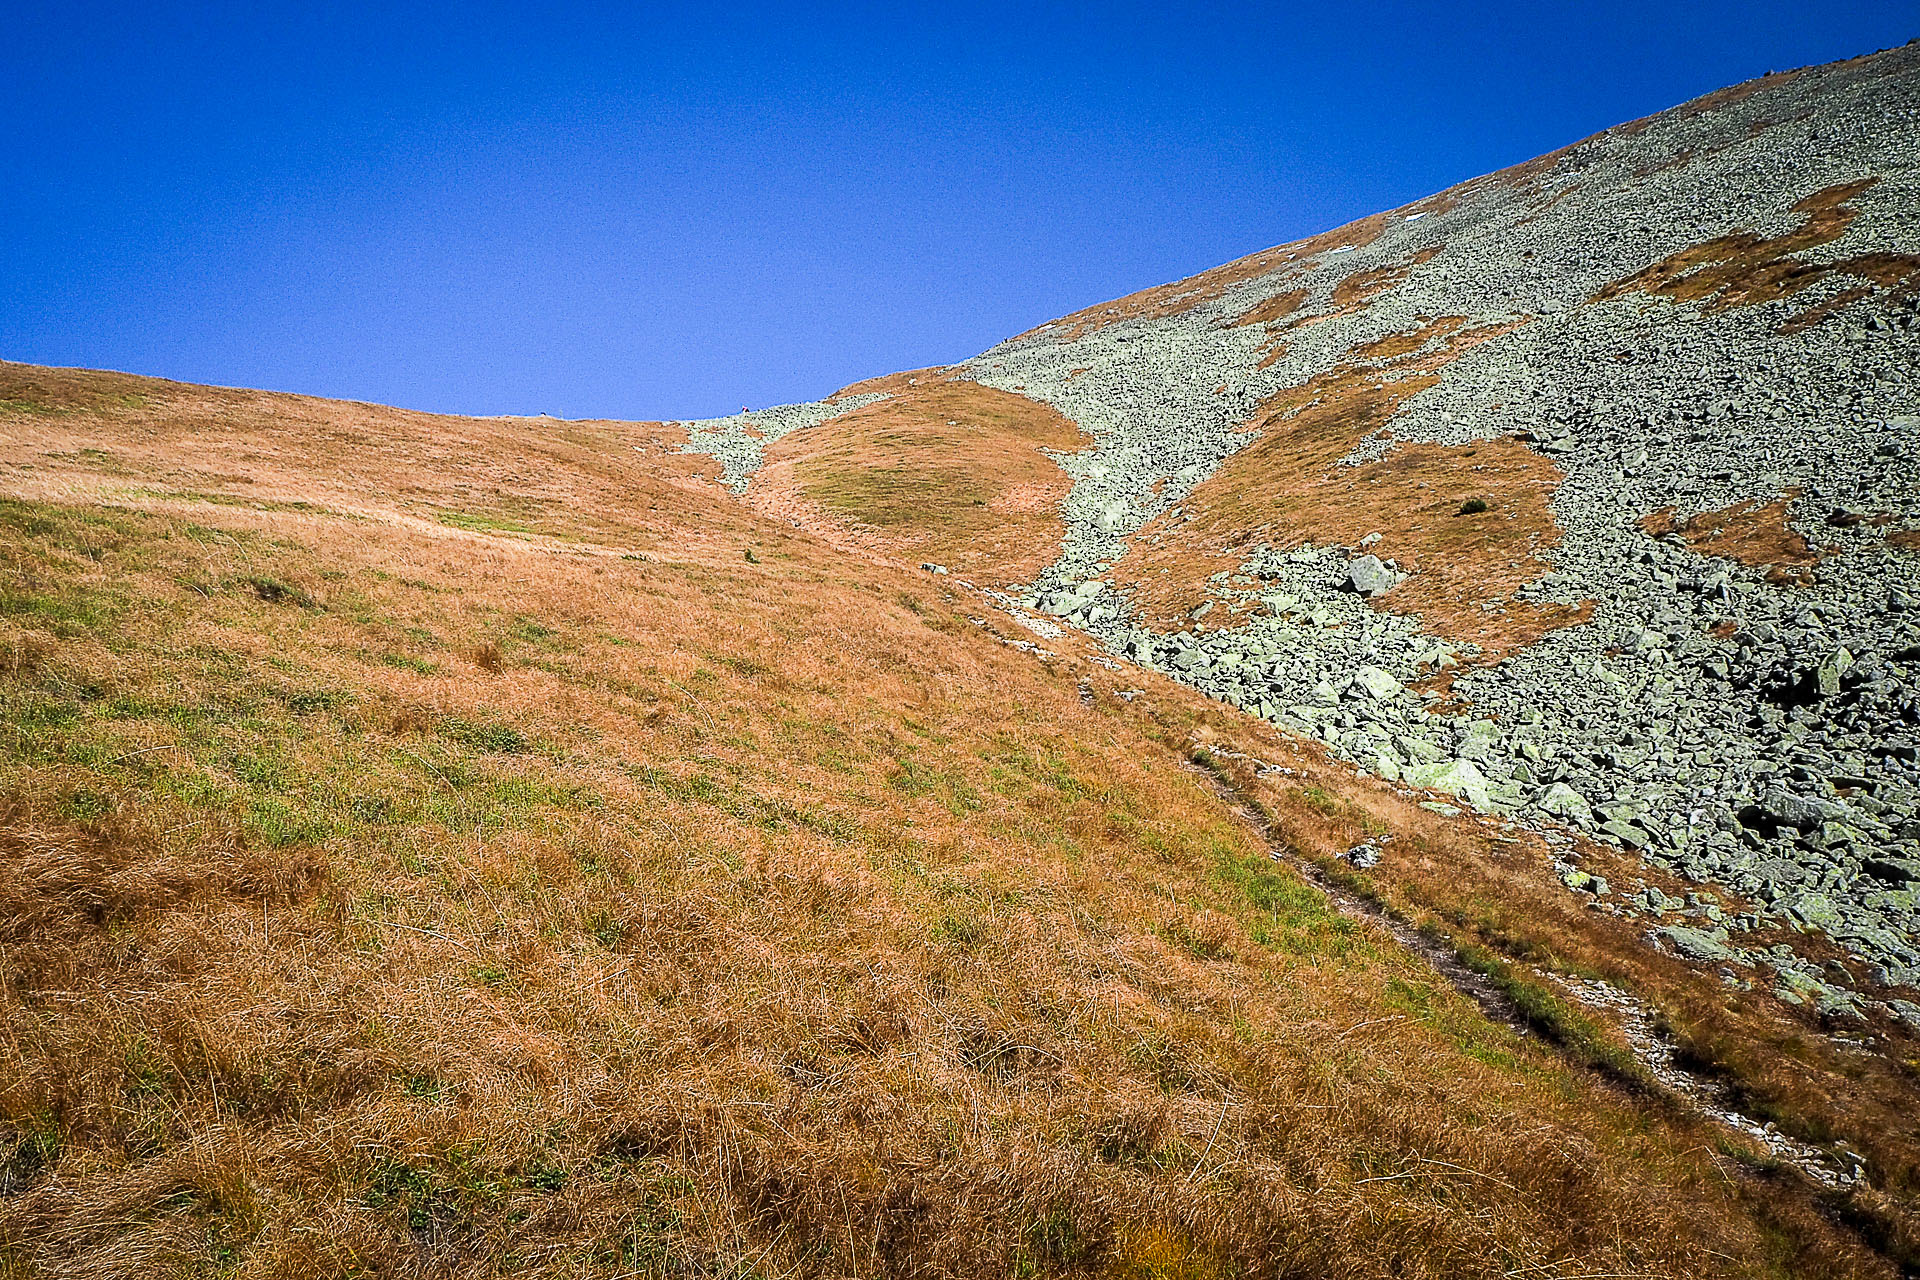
[0,361,751,559]
[1016,199,1456,344]
[1227,287,1307,330]
[0,364,1903,1277]
[750,381,1085,583]
[1595,181,1920,323]
[1641,495,1820,577]
[1112,321,1584,661]
[1316,246,1446,321]
[827,366,958,399]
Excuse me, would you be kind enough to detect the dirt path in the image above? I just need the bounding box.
[1185,752,1865,1193]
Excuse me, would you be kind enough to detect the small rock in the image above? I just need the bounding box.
[1351,665,1402,700]
[1816,648,1854,698]
[1658,924,1738,963]
[1564,869,1612,896]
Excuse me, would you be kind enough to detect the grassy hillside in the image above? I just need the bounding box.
[752,376,1086,583]
[0,363,1907,1277]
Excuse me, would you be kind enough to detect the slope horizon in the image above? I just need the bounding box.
[2,3,1916,421]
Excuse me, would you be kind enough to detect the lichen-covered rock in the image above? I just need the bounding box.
[1344,555,1403,598]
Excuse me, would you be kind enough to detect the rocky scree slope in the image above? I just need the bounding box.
[683,44,1920,1017]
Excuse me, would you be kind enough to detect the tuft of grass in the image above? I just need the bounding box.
[246,576,319,608]
[931,909,987,949]
[1456,497,1491,515]
[0,1122,60,1196]
[468,640,504,672]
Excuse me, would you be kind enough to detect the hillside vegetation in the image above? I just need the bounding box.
[0,364,1906,1278]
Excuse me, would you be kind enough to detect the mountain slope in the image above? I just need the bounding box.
[9,364,1906,1276]
[687,40,1920,1016]
[6,40,1920,1280]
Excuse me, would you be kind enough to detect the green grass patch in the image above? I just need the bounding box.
[888,754,983,814]
[1211,847,1357,959]
[436,716,529,755]
[436,509,536,536]
[807,462,997,530]
[0,398,67,416]
[122,487,337,516]
[1449,940,1652,1088]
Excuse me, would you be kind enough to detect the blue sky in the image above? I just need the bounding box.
[5,3,1914,420]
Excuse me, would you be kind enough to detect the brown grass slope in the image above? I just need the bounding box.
[750,379,1085,584]
[0,364,1903,1277]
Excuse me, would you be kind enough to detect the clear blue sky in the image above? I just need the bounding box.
[5,3,1914,420]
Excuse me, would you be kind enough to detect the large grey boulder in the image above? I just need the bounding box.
[1759,787,1846,832]
[1457,720,1501,763]
[1866,856,1920,884]
[1408,758,1492,808]
[1350,665,1402,700]
[1344,555,1404,598]
[1658,925,1740,964]
[1536,782,1593,821]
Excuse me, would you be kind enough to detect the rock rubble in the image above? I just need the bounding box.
[960,45,1920,998]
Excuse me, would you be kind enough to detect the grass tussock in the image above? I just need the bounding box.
[0,371,1903,1277]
